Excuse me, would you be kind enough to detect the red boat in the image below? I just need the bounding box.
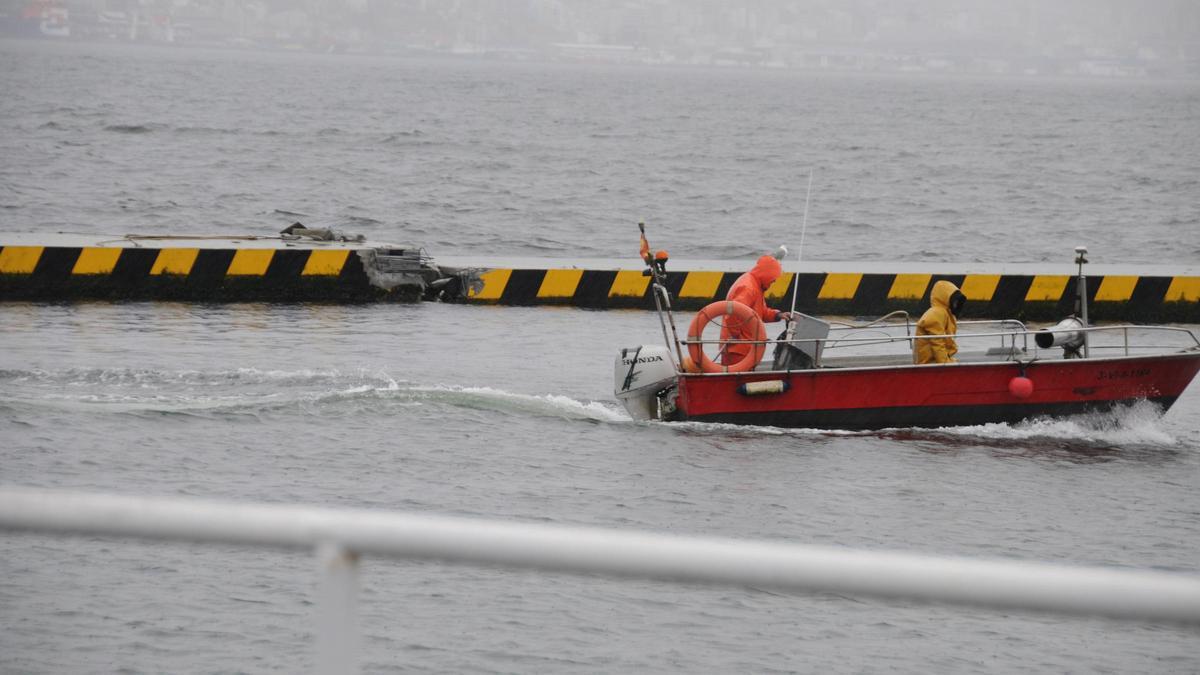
[614,241,1200,431]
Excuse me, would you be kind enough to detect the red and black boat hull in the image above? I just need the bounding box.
[672,352,1200,430]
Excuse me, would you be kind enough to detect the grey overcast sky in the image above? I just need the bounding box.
[145,0,1200,49]
[52,0,1200,74]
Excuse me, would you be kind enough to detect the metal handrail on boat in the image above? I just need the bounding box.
[684,323,1200,369]
[643,244,1198,373]
[820,325,1032,364]
[641,251,1197,371]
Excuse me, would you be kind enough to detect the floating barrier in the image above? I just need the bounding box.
[0,234,467,303]
[2,237,1197,322]
[444,257,1200,323]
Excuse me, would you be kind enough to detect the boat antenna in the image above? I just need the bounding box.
[1075,245,1089,358]
[788,169,814,319]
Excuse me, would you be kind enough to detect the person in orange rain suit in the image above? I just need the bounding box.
[914,279,966,364]
[720,254,794,367]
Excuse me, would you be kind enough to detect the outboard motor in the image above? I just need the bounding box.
[1035,317,1086,358]
[772,313,831,370]
[614,345,677,421]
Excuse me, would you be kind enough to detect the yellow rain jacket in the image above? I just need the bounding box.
[914,280,960,364]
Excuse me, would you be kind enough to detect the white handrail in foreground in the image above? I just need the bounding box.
[3,487,1200,672]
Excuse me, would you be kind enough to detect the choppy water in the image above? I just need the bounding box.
[2,40,1200,673]
[3,40,1199,264]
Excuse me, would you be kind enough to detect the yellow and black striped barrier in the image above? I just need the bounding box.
[0,244,410,302]
[3,243,1198,322]
[464,266,1200,323]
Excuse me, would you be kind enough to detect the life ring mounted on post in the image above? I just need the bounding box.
[686,300,767,373]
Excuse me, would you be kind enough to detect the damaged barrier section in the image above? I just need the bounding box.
[0,233,476,303]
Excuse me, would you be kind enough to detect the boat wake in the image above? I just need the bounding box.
[0,367,1179,450]
[399,384,630,423]
[871,400,1183,460]
[660,400,1180,455]
[922,400,1176,447]
[0,367,629,424]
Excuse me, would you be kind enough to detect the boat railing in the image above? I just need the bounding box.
[649,273,1197,369]
[684,323,1200,369]
[3,487,1200,674]
[824,315,1027,336]
[820,323,1032,361]
[1062,325,1200,355]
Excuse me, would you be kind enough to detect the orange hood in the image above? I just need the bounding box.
[749,255,782,290]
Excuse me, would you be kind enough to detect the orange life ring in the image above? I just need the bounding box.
[687,300,767,373]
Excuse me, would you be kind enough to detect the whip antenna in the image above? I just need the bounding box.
[789,169,814,318]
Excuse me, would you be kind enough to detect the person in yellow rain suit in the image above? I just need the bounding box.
[914,280,966,364]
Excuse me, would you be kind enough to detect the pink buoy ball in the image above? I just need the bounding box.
[1009,376,1034,399]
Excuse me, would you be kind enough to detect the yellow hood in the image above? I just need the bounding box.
[930,280,959,311]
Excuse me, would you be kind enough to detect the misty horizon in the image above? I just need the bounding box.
[5,0,1200,78]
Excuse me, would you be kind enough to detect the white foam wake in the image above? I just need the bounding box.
[405,384,631,423]
[0,366,631,424]
[652,400,1178,450]
[934,400,1176,447]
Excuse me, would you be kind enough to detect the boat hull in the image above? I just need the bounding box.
[672,352,1200,430]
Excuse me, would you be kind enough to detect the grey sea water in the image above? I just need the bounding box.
[2,40,1199,263]
[2,39,1200,673]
